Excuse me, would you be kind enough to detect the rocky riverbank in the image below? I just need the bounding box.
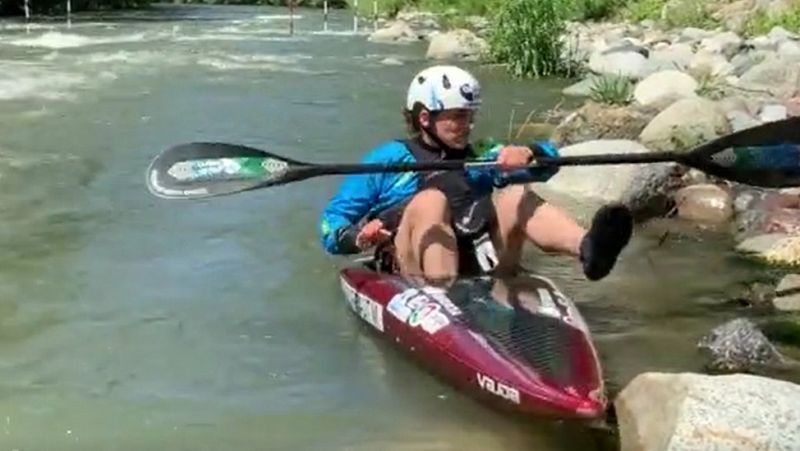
[366,7,800,450]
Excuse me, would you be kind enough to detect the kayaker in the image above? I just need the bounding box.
[319,65,633,283]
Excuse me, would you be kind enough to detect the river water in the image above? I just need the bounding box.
[0,4,793,450]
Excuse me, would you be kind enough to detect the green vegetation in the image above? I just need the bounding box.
[743,3,800,37]
[489,0,574,78]
[589,74,634,105]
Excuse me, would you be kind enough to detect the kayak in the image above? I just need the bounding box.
[338,260,607,419]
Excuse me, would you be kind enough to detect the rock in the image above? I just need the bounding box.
[739,56,800,98]
[734,190,800,238]
[633,70,698,106]
[379,57,403,66]
[768,26,799,42]
[552,101,659,145]
[535,139,676,219]
[510,122,555,141]
[727,109,762,131]
[774,274,800,311]
[425,29,487,61]
[647,43,695,71]
[788,97,800,116]
[697,318,787,372]
[688,49,734,78]
[736,233,800,266]
[588,50,647,79]
[368,21,421,44]
[778,40,800,59]
[700,31,744,59]
[639,97,731,152]
[674,184,733,223]
[760,103,788,122]
[747,35,778,52]
[615,372,800,451]
[678,27,715,43]
[729,50,770,76]
[562,75,601,97]
[731,282,776,309]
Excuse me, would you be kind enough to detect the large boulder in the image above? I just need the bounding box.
[552,101,659,145]
[534,139,676,219]
[738,55,800,99]
[425,29,487,61]
[634,70,698,106]
[736,233,800,267]
[639,97,731,152]
[674,184,733,224]
[615,372,800,451]
[588,50,648,79]
[367,21,422,44]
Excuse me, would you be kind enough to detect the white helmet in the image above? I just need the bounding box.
[405,65,482,112]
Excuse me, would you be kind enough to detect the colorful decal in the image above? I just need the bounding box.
[387,286,459,334]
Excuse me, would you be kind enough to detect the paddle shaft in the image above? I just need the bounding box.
[308,151,684,176]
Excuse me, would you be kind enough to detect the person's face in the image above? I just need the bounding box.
[420,108,474,150]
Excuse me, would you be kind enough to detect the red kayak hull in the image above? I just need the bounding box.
[338,265,607,419]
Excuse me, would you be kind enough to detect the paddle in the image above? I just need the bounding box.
[146,116,800,200]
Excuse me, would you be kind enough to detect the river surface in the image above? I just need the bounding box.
[0,4,794,450]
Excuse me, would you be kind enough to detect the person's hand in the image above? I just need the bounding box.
[496,145,534,170]
[355,219,392,250]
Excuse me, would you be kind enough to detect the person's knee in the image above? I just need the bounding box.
[404,188,452,224]
[493,185,544,222]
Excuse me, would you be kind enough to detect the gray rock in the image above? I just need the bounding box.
[615,372,800,451]
[697,318,786,372]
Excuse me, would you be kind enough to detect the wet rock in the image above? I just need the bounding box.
[733,189,800,238]
[674,184,733,224]
[735,233,800,266]
[615,372,800,451]
[633,70,698,106]
[639,97,731,152]
[731,281,776,309]
[774,274,800,311]
[697,318,786,372]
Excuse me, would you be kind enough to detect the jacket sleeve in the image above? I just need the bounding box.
[319,149,387,255]
[468,140,561,190]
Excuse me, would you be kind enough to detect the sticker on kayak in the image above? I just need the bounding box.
[387,287,457,334]
[533,278,590,333]
[340,279,384,332]
[476,373,520,404]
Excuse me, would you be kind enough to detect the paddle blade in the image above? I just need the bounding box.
[685,117,800,187]
[146,142,310,199]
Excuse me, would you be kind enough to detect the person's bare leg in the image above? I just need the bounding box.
[394,189,459,282]
[490,184,633,280]
[491,185,586,275]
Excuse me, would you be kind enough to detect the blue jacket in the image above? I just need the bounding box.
[319,139,560,255]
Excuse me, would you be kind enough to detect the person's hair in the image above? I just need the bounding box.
[403,102,427,138]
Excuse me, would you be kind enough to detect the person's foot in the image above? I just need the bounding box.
[579,204,633,281]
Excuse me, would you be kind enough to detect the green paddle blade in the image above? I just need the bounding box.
[146,142,310,199]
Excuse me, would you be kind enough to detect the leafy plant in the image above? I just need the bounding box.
[488,0,574,78]
[589,74,634,105]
